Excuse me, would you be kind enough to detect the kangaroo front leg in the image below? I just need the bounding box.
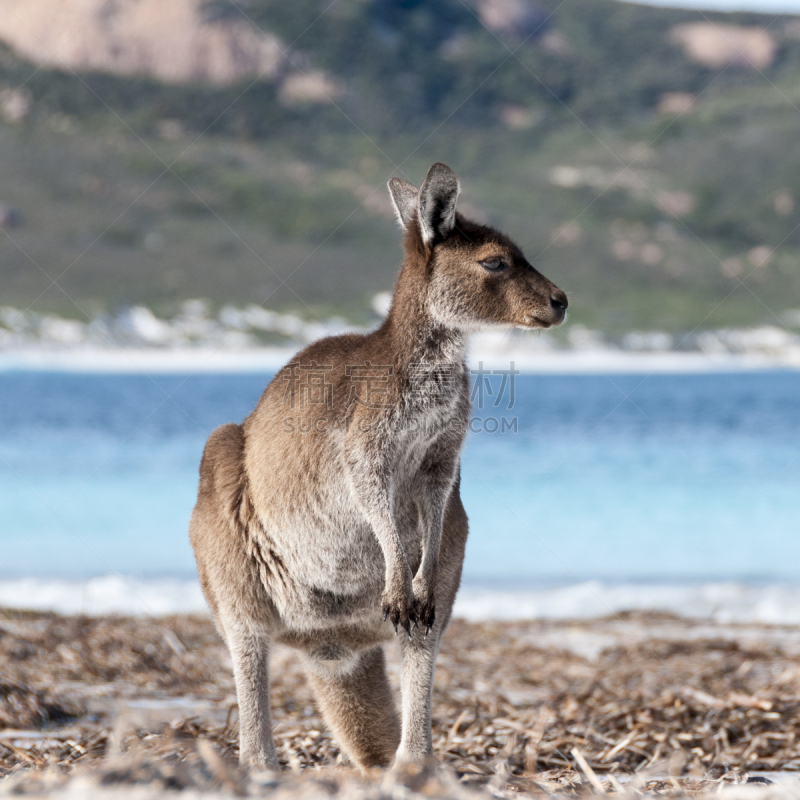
[345,426,416,636]
[397,627,440,761]
[413,436,461,633]
[411,492,444,634]
[225,624,278,768]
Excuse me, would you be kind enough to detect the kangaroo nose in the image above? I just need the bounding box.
[550,289,568,312]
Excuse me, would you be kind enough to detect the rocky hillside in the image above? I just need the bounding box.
[3,0,800,128]
[0,0,280,84]
[0,0,799,333]
[0,0,348,109]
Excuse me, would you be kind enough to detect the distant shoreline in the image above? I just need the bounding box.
[1,345,799,374]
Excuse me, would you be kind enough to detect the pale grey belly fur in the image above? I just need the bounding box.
[253,424,439,639]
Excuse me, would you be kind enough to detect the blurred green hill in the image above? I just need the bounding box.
[1,0,800,332]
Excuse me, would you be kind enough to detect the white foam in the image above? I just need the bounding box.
[0,575,208,616]
[5,575,800,624]
[454,581,800,624]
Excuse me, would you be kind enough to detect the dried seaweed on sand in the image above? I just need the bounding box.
[2,609,800,797]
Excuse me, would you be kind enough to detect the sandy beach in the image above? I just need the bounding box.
[2,609,800,797]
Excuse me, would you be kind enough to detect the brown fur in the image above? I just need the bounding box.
[307,647,401,767]
[189,163,566,771]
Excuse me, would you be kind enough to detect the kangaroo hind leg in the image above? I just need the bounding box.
[306,646,400,770]
[225,623,279,768]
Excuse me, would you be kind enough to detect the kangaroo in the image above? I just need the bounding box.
[189,163,568,771]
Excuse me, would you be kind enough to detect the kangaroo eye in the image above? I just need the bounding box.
[480,258,507,271]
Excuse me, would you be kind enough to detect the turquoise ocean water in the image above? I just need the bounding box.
[1,371,799,599]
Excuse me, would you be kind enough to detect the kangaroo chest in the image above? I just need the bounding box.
[391,362,468,471]
[251,360,468,628]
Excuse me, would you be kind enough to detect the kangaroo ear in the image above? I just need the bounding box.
[387,178,419,230]
[417,163,460,245]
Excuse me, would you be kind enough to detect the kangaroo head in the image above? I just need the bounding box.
[388,163,568,332]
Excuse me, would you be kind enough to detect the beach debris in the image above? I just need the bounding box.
[1,610,800,796]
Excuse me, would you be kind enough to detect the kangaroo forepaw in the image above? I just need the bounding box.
[382,593,418,638]
[412,581,435,636]
[417,600,435,635]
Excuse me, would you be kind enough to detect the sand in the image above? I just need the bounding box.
[2,609,800,798]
